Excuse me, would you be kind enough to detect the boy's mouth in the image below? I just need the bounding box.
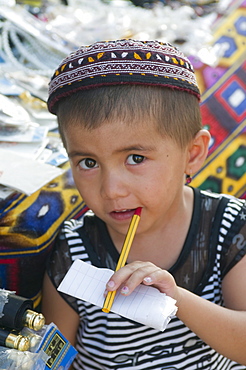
[110,208,137,220]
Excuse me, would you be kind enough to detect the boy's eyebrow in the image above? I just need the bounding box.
[68,145,155,158]
[115,144,155,153]
[68,150,92,158]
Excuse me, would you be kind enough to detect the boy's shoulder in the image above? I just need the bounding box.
[199,188,244,202]
[195,188,245,232]
[199,188,245,210]
[198,189,246,241]
[61,210,96,234]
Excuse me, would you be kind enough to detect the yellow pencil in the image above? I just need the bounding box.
[102,207,142,313]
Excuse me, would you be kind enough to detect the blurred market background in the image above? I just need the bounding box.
[0,0,245,307]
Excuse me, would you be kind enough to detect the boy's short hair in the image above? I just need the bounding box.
[47,39,202,148]
[56,84,202,149]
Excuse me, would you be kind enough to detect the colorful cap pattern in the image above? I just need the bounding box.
[47,39,200,114]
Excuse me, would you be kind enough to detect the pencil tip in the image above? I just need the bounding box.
[134,207,142,216]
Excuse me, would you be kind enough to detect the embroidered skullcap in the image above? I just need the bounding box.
[47,39,200,115]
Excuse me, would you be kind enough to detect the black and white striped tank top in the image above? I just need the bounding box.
[48,188,246,370]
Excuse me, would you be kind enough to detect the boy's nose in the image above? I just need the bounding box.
[100,170,129,200]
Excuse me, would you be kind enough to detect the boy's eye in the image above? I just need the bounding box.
[78,158,98,169]
[127,154,145,165]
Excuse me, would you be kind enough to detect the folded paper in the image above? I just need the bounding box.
[58,259,178,332]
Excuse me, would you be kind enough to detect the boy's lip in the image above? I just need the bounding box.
[109,208,137,221]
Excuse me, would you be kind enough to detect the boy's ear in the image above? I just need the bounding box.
[186,129,211,175]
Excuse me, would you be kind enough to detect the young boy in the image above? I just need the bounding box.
[42,39,246,369]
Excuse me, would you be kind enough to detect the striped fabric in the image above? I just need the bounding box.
[48,189,246,369]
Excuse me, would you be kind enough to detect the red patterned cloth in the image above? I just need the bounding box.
[192,0,246,199]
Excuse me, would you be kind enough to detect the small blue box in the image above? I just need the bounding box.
[36,323,77,370]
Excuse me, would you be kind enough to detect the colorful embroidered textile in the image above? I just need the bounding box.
[47,39,200,114]
[192,0,246,199]
[0,164,87,309]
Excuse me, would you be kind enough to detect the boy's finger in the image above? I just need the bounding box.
[106,261,155,291]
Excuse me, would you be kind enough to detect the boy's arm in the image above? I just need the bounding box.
[106,254,246,365]
[42,272,80,346]
[176,254,246,365]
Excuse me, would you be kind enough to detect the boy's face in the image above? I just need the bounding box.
[65,118,190,241]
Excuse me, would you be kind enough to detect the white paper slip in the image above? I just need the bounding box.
[0,184,15,201]
[0,139,49,159]
[58,259,178,332]
[0,149,64,195]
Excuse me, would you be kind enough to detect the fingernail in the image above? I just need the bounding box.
[143,276,152,283]
[107,280,115,289]
[121,286,129,295]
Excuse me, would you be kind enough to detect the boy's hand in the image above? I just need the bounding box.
[105,261,180,303]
